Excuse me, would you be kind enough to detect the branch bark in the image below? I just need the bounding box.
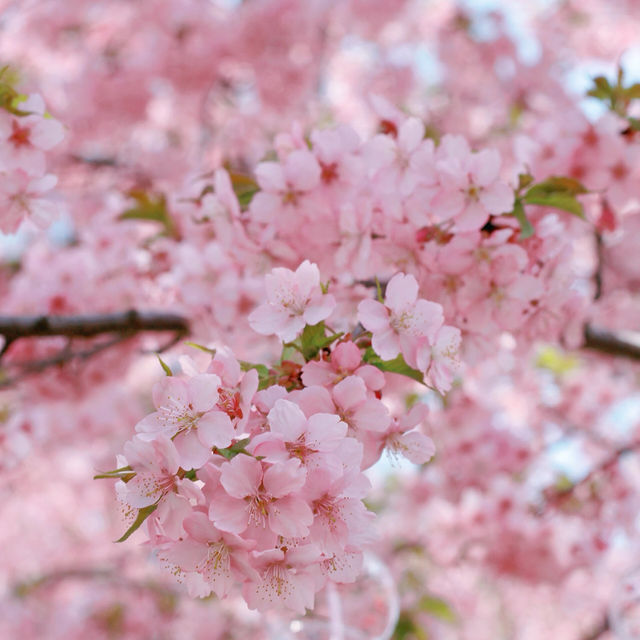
[0,310,190,387]
[0,310,189,340]
[583,324,640,360]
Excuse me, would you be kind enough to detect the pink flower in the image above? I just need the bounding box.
[383,404,436,464]
[244,545,321,614]
[210,455,312,538]
[301,340,385,391]
[304,466,374,555]
[116,434,181,508]
[0,171,60,232]
[135,373,235,469]
[357,272,444,370]
[363,117,434,196]
[159,511,257,598]
[249,260,336,342]
[207,349,259,432]
[250,398,348,470]
[331,376,390,434]
[250,149,321,222]
[431,135,514,231]
[0,94,64,176]
[426,325,463,394]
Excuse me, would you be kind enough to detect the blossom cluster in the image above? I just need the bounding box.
[111,261,440,613]
[234,114,586,360]
[0,85,65,232]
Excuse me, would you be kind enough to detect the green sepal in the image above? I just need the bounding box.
[239,361,275,390]
[299,322,344,361]
[523,176,587,218]
[116,504,158,542]
[418,595,457,623]
[157,355,172,376]
[119,190,179,239]
[228,171,259,210]
[93,465,135,482]
[216,438,251,460]
[185,341,217,356]
[512,199,535,239]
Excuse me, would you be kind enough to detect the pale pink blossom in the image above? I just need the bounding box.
[302,340,385,391]
[135,373,235,469]
[332,376,390,434]
[159,511,257,598]
[210,455,312,538]
[244,546,321,614]
[249,260,336,342]
[357,272,444,370]
[250,398,348,471]
[432,135,514,231]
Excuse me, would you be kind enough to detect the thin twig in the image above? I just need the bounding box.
[0,334,133,389]
[544,440,640,509]
[594,231,604,301]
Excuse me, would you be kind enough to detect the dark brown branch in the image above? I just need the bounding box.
[0,310,189,341]
[583,324,640,360]
[0,310,190,387]
[593,231,604,301]
[0,334,133,389]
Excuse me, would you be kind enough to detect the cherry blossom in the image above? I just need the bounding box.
[358,272,444,370]
[249,260,336,342]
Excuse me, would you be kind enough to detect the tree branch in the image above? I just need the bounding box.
[543,440,640,511]
[583,324,640,360]
[0,310,190,387]
[0,310,189,341]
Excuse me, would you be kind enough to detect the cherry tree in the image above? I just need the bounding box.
[1,1,640,639]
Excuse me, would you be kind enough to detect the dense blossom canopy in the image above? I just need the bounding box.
[2,1,640,639]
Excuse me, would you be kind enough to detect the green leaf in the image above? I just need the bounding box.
[280,344,302,364]
[239,361,274,390]
[418,595,457,623]
[527,176,587,196]
[553,472,574,493]
[393,612,428,640]
[229,171,259,210]
[299,322,343,361]
[0,66,32,116]
[157,355,172,376]
[363,348,425,384]
[626,83,640,100]
[93,465,135,481]
[523,177,587,218]
[512,199,535,239]
[517,172,534,192]
[375,277,384,303]
[119,190,179,238]
[185,341,217,356]
[587,75,612,101]
[628,117,640,131]
[116,504,158,542]
[181,468,197,481]
[217,438,251,460]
